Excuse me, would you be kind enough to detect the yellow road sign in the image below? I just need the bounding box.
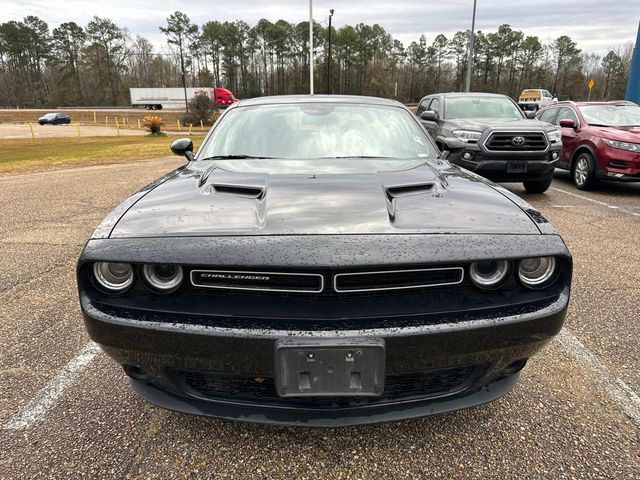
[588,79,595,90]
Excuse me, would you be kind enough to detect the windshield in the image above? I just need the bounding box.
[198,103,438,160]
[445,96,524,120]
[579,105,640,127]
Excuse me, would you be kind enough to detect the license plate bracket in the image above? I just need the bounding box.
[507,161,528,173]
[274,338,385,397]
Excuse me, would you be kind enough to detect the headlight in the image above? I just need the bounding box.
[547,130,562,143]
[518,257,557,288]
[93,262,134,293]
[142,264,183,292]
[606,139,640,153]
[451,130,482,142]
[469,260,510,289]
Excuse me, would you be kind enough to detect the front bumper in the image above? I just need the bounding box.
[447,140,562,182]
[80,286,569,426]
[596,147,640,182]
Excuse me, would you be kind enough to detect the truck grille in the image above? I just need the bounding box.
[485,132,547,152]
[172,365,484,409]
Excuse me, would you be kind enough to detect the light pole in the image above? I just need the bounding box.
[327,9,334,94]
[309,0,314,95]
[464,0,477,92]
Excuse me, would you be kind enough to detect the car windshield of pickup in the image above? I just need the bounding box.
[579,105,640,127]
[198,103,438,160]
[445,96,525,120]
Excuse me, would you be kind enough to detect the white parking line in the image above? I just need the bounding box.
[550,187,640,217]
[3,342,101,430]
[557,330,640,428]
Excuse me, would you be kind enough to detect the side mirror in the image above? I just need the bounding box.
[525,111,536,119]
[170,138,194,161]
[559,118,577,129]
[552,97,559,103]
[421,110,439,121]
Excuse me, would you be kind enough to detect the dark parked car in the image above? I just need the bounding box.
[38,112,71,125]
[416,92,563,193]
[77,95,572,426]
[536,101,640,190]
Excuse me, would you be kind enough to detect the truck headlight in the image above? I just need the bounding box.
[469,260,510,289]
[518,257,557,288]
[547,130,562,143]
[451,130,482,142]
[606,139,640,153]
[93,262,134,293]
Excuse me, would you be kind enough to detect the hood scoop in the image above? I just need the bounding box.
[198,167,267,199]
[213,184,265,199]
[378,166,446,222]
[385,183,435,200]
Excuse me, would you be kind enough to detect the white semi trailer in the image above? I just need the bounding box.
[129,87,237,110]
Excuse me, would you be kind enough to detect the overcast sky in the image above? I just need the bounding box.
[5,0,640,53]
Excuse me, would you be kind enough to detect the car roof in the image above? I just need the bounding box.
[427,92,511,99]
[551,100,638,108]
[236,94,404,108]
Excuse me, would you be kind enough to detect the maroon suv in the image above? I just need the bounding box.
[536,101,640,189]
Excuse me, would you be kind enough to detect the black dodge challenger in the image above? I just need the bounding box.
[77,95,572,426]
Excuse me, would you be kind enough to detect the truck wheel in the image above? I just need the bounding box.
[145,105,152,110]
[155,105,163,110]
[523,175,553,194]
[572,152,598,190]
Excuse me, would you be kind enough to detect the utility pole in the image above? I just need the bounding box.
[327,9,334,94]
[464,0,477,92]
[309,0,314,95]
[180,49,188,112]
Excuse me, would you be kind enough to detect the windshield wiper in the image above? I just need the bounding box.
[200,154,276,160]
[319,155,397,159]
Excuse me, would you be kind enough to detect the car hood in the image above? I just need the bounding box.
[109,159,540,237]
[448,118,552,132]
[589,125,640,142]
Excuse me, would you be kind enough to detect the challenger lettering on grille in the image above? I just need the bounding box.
[200,273,271,281]
[190,270,324,293]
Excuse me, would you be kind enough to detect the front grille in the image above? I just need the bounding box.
[190,266,466,295]
[190,269,324,293]
[172,365,483,409]
[485,132,547,152]
[334,267,464,292]
[478,153,552,162]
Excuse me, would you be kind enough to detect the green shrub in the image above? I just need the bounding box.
[181,90,216,126]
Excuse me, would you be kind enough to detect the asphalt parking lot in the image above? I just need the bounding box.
[1,159,639,479]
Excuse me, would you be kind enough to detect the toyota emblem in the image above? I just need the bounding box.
[511,136,526,146]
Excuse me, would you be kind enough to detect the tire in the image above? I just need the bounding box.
[145,105,152,110]
[523,175,553,194]
[572,152,598,190]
